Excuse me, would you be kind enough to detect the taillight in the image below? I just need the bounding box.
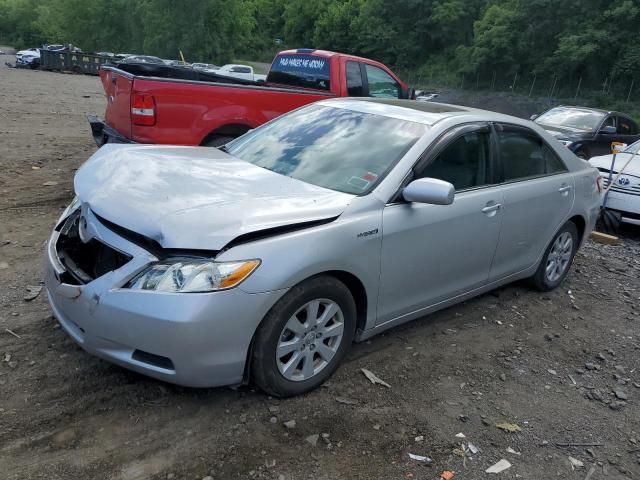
[596,175,603,193]
[131,94,156,126]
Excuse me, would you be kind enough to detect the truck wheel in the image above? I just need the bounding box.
[251,275,356,397]
[529,221,578,291]
[203,135,235,148]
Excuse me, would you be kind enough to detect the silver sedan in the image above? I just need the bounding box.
[45,98,602,396]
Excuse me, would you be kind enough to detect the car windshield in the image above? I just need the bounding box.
[226,104,427,194]
[624,139,640,154]
[536,107,606,132]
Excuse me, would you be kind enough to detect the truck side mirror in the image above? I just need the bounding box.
[599,125,616,134]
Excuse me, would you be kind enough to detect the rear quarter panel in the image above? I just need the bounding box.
[100,68,133,140]
[544,130,602,244]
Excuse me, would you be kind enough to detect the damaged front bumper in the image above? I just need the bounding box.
[44,205,284,387]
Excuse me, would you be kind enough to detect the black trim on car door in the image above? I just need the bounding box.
[389,122,497,203]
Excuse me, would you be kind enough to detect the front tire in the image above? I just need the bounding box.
[251,276,356,397]
[529,221,579,291]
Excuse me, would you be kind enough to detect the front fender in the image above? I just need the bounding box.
[216,211,383,330]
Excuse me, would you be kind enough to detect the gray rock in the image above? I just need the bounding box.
[588,389,604,402]
[268,406,280,414]
[499,373,506,382]
[610,401,626,411]
[615,389,628,400]
[305,434,320,447]
[283,419,296,429]
[269,416,278,424]
[585,362,597,371]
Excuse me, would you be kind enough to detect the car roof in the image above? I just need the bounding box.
[317,98,529,127]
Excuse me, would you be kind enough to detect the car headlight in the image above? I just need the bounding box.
[57,196,81,224]
[126,259,260,292]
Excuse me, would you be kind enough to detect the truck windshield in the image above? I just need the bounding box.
[226,104,427,195]
[267,54,331,91]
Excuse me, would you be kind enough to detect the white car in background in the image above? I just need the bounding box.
[591,140,640,226]
[16,48,40,66]
[192,62,219,71]
[216,64,262,81]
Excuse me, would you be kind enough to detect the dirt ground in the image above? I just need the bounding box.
[1,53,640,480]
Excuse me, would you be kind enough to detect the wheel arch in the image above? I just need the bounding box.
[200,123,253,146]
[568,214,586,244]
[242,269,369,384]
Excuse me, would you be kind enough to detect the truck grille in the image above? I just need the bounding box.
[56,210,131,285]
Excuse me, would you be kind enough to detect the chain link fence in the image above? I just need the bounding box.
[396,69,638,115]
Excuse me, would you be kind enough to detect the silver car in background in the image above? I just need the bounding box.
[45,99,602,396]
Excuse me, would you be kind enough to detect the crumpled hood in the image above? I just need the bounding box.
[75,144,354,250]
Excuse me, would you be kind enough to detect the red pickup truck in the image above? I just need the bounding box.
[88,49,413,147]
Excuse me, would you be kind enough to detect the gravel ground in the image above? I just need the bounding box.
[1,56,640,480]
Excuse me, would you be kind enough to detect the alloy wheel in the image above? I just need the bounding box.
[276,299,344,382]
[545,231,574,282]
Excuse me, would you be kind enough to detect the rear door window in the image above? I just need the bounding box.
[346,61,364,97]
[267,54,331,91]
[364,64,400,98]
[617,116,638,135]
[496,125,567,182]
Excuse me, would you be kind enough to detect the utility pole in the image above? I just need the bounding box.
[574,77,582,100]
[528,73,537,97]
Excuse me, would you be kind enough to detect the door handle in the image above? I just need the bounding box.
[481,203,502,214]
[558,185,572,193]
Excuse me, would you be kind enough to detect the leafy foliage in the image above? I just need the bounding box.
[0,0,638,91]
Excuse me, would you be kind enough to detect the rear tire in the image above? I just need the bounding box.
[251,276,356,397]
[529,221,579,291]
[203,135,235,148]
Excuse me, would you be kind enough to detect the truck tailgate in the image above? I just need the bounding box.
[100,68,133,140]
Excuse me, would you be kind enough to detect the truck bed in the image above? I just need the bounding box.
[96,65,335,146]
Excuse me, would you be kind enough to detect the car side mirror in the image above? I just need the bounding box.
[600,125,616,134]
[402,178,454,205]
[530,114,539,120]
